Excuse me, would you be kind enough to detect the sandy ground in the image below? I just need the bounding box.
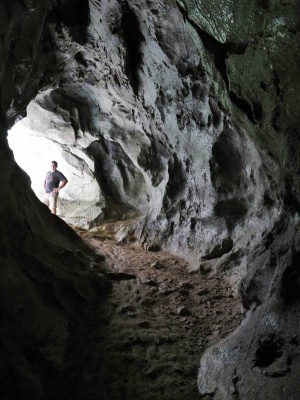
[71,226,243,400]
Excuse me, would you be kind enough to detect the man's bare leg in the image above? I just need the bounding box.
[51,208,56,215]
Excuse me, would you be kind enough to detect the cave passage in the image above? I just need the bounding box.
[8,120,66,203]
[7,110,104,229]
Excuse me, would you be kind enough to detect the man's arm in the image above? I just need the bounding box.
[53,179,68,193]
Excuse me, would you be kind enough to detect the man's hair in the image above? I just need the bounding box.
[51,161,58,167]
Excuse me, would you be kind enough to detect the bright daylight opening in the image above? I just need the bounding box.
[8,122,65,201]
[7,101,103,228]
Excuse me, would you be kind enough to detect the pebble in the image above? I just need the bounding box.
[180,281,193,289]
[197,288,209,296]
[150,261,164,269]
[178,306,192,316]
[179,289,189,296]
[138,321,150,329]
[140,277,158,286]
[147,243,161,252]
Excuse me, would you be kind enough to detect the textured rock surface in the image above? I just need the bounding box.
[0,1,110,398]
[72,227,242,400]
[1,0,300,398]
[7,0,285,268]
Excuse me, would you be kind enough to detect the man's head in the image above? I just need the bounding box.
[51,161,58,171]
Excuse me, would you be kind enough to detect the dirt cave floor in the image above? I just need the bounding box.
[72,225,243,400]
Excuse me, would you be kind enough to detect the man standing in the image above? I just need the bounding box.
[42,161,68,214]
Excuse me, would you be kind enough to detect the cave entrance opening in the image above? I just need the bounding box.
[7,101,104,229]
[8,120,65,202]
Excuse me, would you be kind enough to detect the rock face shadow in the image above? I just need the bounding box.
[71,228,243,400]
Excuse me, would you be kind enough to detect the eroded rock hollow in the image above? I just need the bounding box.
[1,0,300,399]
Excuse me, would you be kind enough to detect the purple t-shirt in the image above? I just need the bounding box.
[45,170,67,193]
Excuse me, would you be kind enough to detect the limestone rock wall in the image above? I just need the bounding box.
[0,2,109,398]
[10,0,286,270]
[181,1,300,398]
